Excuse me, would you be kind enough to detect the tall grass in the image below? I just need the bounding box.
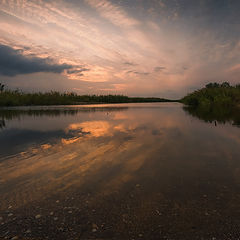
[0,87,172,106]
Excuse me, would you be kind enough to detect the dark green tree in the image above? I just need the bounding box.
[221,82,230,88]
[205,82,220,88]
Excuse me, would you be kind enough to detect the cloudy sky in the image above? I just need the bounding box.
[0,0,239,98]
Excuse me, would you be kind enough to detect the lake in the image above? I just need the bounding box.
[0,102,240,239]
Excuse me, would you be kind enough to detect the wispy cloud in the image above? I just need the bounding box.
[154,66,166,72]
[123,61,138,66]
[85,0,139,27]
[127,70,150,76]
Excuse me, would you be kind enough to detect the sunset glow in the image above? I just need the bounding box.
[0,0,239,98]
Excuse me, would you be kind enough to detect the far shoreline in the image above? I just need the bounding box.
[0,86,180,107]
[0,100,181,108]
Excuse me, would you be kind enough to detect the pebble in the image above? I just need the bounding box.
[35,214,41,219]
[139,234,143,237]
[8,213,13,217]
[26,229,31,233]
[56,200,60,203]
[68,211,72,214]
[92,223,98,232]
[136,184,140,187]
[50,212,54,216]
[156,210,162,215]
[11,236,18,240]
[0,216,3,221]
[54,217,58,221]
[8,205,12,209]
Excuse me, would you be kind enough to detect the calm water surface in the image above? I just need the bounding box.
[0,103,240,239]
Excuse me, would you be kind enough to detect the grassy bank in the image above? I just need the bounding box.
[0,84,175,106]
[181,82,240,108]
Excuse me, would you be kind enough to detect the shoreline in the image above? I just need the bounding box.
[0,100,180,108]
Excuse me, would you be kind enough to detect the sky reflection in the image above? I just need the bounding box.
[0,103,240,211]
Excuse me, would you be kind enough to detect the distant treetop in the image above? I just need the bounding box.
[205,82,230,88]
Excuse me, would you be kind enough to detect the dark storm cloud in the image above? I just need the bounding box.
[0,44,73,76]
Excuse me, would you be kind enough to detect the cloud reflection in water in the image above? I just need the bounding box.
[0,103,240,212]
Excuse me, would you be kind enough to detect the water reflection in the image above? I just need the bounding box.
[0,106,128,129]
[183,105,240,127]
[0,103,240,238]
[0,106,129,158]
[0,103,186,209]
[0,119,5,129]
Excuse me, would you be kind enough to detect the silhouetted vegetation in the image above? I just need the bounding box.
[0,107,129,130]
[0,83,4,92]
[181,82,240,108]
[183,105,240,127]
[0,119,5,129]
[0,107,128,119]
[0,84,174,106]
[182,82,240,126]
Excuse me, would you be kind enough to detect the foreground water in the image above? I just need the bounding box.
[0,103,240,239]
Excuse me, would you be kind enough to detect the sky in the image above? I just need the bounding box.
[0,0,239,98]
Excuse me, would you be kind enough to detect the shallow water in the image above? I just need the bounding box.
[1,103,240,239]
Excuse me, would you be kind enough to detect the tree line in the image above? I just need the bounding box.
[0,83,173,106]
